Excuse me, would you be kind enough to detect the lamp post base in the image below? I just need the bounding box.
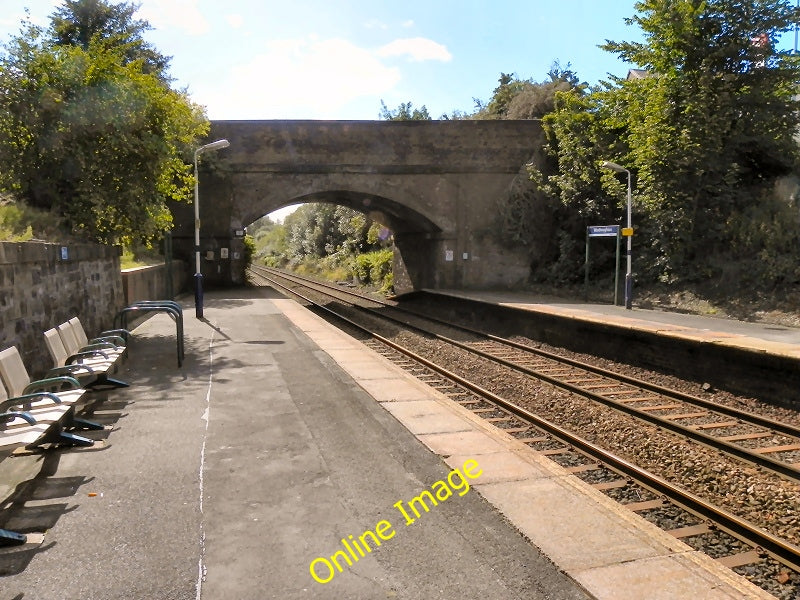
[194,273,204,319]
[624,273,633,310]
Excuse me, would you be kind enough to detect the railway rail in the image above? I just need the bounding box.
[249,265,800,597]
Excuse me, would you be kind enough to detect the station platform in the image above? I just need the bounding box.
[0,287,774,599]
[423,289,800,360]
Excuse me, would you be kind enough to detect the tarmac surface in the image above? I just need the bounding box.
[0,287,591,600]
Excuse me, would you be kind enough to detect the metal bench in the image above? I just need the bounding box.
[45,327,127,389]
[0,349,102,547]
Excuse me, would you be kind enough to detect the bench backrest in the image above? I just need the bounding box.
[57,322,82,355]
[68,318,91,348]
[0,347,32,398]
[44,328,70,368]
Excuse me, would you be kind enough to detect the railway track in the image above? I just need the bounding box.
[249,265,800,597]
[252,265,800,482]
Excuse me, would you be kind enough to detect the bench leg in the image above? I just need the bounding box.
[92,375,129,389]
[0,528,27,547]
[69,417,104,431]
[56,431,94,447]
[32,427,95,448]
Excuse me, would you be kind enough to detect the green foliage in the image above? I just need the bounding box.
[535,0,800,284]
[283,204,383,260]
[379,101,432,120]
[474,64,582,120]
[242,234,256,268]
[0,197,65,241]
[0,203,34,241]
[0,2,208,246]
[353,248,393,286]
[255,222,289,267]
[253,203,395,292]
[49,0,169,78]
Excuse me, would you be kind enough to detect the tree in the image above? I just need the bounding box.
[0,5,208,245]
[49,0,169,78]
[379,100,432,120]
[536,0,800,284]
[474,65,582,120]
[600,0,800,278]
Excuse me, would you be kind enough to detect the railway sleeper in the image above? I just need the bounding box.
[752,443,800,455]
[717,432,772,442]
[668,523,712,539]
[716,550,763,569]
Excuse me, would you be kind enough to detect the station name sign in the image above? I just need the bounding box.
[587,225,620,238]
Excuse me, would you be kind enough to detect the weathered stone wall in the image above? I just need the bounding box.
[0,241,124,379]
[121,261,188,305]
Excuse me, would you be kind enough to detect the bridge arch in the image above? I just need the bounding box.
[244,190,442,236]
[170,120,543,292]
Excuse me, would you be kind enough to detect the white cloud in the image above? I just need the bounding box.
[136,0,209,36]
[401,20,415,28]
[377,37,452,62]
[197,36,401,119]
[226,13,244,29]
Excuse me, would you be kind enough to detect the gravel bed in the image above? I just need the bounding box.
[777,450,800,464]
[505,333,800,428]
[548,452,590,468]
[637,505,700,530]
[704,425,767,437]
[604,485,658,503]
[495,420,527,430]
[734,560,800,600]
[380,331,800,548]
[575,467,619,484]
[735,435,794,449]
[525,439,566,451]
[682,530,751,559]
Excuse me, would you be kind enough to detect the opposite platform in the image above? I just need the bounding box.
[423,288,800,359]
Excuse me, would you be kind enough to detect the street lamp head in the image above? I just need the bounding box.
[600,160,627,173]
[196,139,230,156]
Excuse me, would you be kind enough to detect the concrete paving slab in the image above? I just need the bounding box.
[444,451,544,483]
[359,377,438,402]
[416,430,508,456]
[572,552,775,600]
[382,401,474,435]
[476,477,669,572]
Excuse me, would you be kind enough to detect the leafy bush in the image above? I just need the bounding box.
[352,248,393,289]
[0,198,64,241]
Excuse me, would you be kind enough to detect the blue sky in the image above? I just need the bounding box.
[1,0,649,119]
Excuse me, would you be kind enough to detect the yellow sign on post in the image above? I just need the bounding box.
[621,227,634,237]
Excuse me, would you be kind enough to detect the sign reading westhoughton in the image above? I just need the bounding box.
[587,225,620,237]
[585,225,621,305]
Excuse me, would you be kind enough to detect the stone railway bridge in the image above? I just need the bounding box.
[171,119,543,293]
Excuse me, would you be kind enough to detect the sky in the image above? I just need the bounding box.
[2,1,797,221]
[0,0,651,120]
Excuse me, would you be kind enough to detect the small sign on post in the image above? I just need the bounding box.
[585,225,622,305]
[588,225,620,238]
